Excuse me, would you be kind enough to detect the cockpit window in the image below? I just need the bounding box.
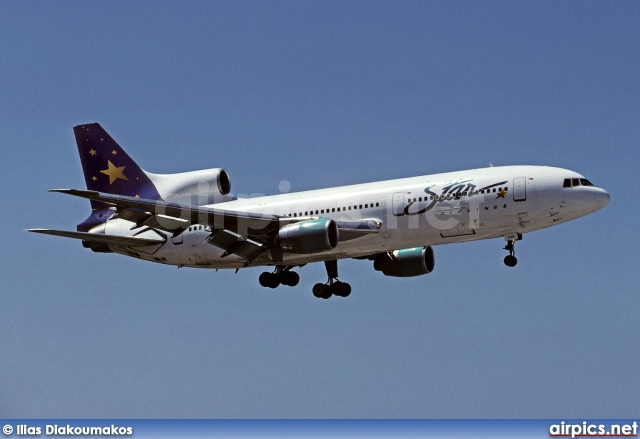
[564,177,596,188]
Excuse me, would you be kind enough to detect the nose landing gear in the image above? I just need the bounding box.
[503,233,522,267]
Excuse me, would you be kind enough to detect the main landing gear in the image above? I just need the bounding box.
[503,233,522,267]
[312,260,352,299]
[259,265,300,289]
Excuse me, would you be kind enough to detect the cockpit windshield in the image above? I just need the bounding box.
[563,178,594,188]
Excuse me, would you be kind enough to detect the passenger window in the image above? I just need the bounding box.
[321,210,324,214]
[572,178,580,186]
[337,208,340,212]
[359,205,362,209]
[332,208,335,212]
[376,202,380,207]
[348,206,351,210]
[293,213,297,217]
[365,204,368,208]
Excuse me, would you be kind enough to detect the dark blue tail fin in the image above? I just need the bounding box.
[74,123,162,230]
[74,123,161,202]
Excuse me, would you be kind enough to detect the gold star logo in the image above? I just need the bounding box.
[89,149,97,156]
[135,195,140,198]
[112,150,118,155]
[92,176,97,181]
[496,189,507,199]
[100,160,129,184]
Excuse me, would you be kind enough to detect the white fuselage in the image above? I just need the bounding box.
[105,165,609,268]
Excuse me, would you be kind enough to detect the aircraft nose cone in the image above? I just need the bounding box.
[594,190,610,210]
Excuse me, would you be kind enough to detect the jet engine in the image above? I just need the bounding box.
[373,246,435,277]
[145,168,232,204]
[278,218,339,254]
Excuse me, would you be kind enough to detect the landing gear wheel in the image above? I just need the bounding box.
[502,234,521,268]
[259,272,280,289]
[312,283,331,299]
[504,255,518,267]
[259,266,300,289]
[267,275,280,288]
[259,272,272,288]
[280,271,300,287]
[332,281,352,297]
[312,260,352,299]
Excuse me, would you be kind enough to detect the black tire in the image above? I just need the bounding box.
[319,285,332,299]
[287,271,300,287]
[337,282,351,297]
[267,274,280,289]
[312,283,325,298]
[331,281,344,297]
[259,272,271,288]
[504,255,518,267]
[280,271,300,287]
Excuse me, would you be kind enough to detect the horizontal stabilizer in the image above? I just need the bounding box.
[27,228,165,247]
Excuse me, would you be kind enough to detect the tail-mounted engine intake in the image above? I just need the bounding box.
[373,246,435,277]
[278,218,339,254]
[146,168,232,205]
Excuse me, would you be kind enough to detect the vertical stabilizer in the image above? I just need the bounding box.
[74,123,162,231]
[74,123,161,202]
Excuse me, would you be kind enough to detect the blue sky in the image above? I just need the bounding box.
[1,1,638,418]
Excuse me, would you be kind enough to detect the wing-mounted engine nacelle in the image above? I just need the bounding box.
[145,168,233,205]
[278,218,339,254]
[373,246,435,277]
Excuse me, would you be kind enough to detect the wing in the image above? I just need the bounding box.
[46,189,381,264]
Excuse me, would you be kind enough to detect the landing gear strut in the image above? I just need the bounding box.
[259,265,300,289]
[503,233,521,267]
[312,260,352,299]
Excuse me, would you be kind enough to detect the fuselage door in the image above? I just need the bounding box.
[392,192,405,216]
[513,177,527,202]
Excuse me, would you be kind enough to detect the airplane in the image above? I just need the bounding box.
[29,123,610,299]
